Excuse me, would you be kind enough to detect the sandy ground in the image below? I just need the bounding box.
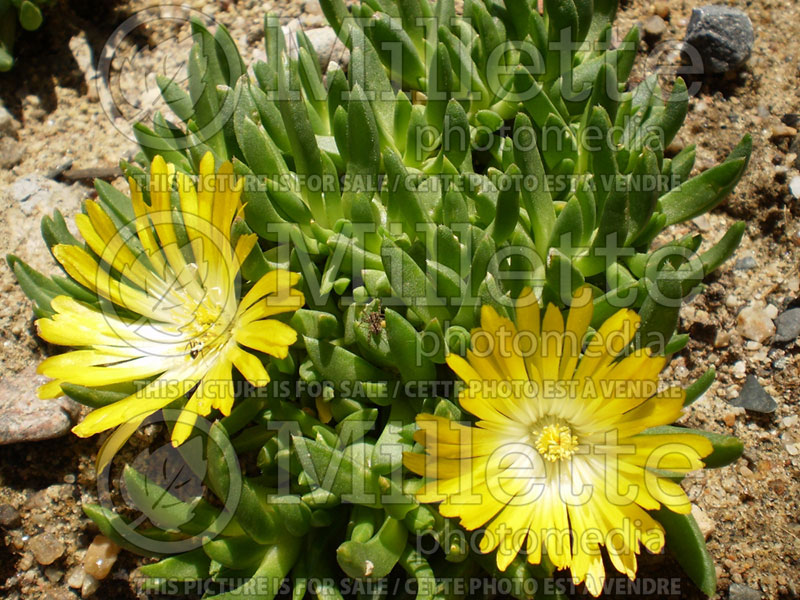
[0,0,798,598]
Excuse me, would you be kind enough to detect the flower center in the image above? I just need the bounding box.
[535,424,579,462]
[182,299,229,359]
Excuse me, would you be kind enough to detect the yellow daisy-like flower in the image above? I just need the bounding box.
[404,287,713,596]
[35,153,304,468]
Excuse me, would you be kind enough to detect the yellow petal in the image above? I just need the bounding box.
[72,368,200,437]
[239,289,305,325]
[211,161,241,239]
[560,285,594,380]
[95,412,151,474]
[539,303,564,382]
[229,346,270,386]
[574,309,640,384]
[198,359,235,416]
[38,379,65,399]
[52,244,167,321]
[129,176,168,278]
[514,288,543,386]
[239,269,301,314]
[625,433,713,471]
[234,232,257,269]
[171,397,203,447]
[612,388,686,438]
[235,319,297,358]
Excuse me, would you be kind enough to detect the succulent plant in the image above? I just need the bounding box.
[0,0,50,70]
[128,0,750,357]
[9,0,751,597]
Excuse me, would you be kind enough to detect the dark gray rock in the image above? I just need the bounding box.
[728,583,762,600]
[734,256,757,270]
[730,375,777,414]
[774,307,800,343]
[685,6,754,74]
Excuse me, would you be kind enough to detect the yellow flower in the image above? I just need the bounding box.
[404,287,712,596]
[35,153,304,469]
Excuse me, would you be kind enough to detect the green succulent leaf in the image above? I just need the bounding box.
[336,515,407,579]
[659,157,747,226]
[652,508,717,597]
[641,425,743,469]
[138,547,211,583]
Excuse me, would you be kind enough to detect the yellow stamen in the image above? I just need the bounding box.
[535,423,579,462]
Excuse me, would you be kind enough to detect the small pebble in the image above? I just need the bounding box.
[692,214,711,231]
[18,553,34,571]
[734,256,757,270]
[29,532,66,565]
[764,304,779,320]
[730,374,778,414]
[67,566,85,589]
[732,360,747,379]
[773,355,789,369]
[736,304,776,343]
[781,415,799,428]
[643,15,667,38]
[770,124,797,140]
[790,176,800,199]
[0,504,21,528]
[82,573,100,598]
[653,1,670,19]
[83,535,120,580]
[714,330,731,348]
[691,505,715,539]
[0,137,24,169]
[774,307,800,343]
[0,103,21,136]
[728,583,762,600]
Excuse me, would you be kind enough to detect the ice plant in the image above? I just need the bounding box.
[27,153,304,467]
[9,0,752,597]
[137,8,751,355]
[405,287,714,595]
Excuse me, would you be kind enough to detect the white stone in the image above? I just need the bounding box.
[691,504,715,539]
[736,303,776,343]
[789,175,800,199]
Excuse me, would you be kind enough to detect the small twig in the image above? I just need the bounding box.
[60,165,122,182]
[44,159,74,179]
